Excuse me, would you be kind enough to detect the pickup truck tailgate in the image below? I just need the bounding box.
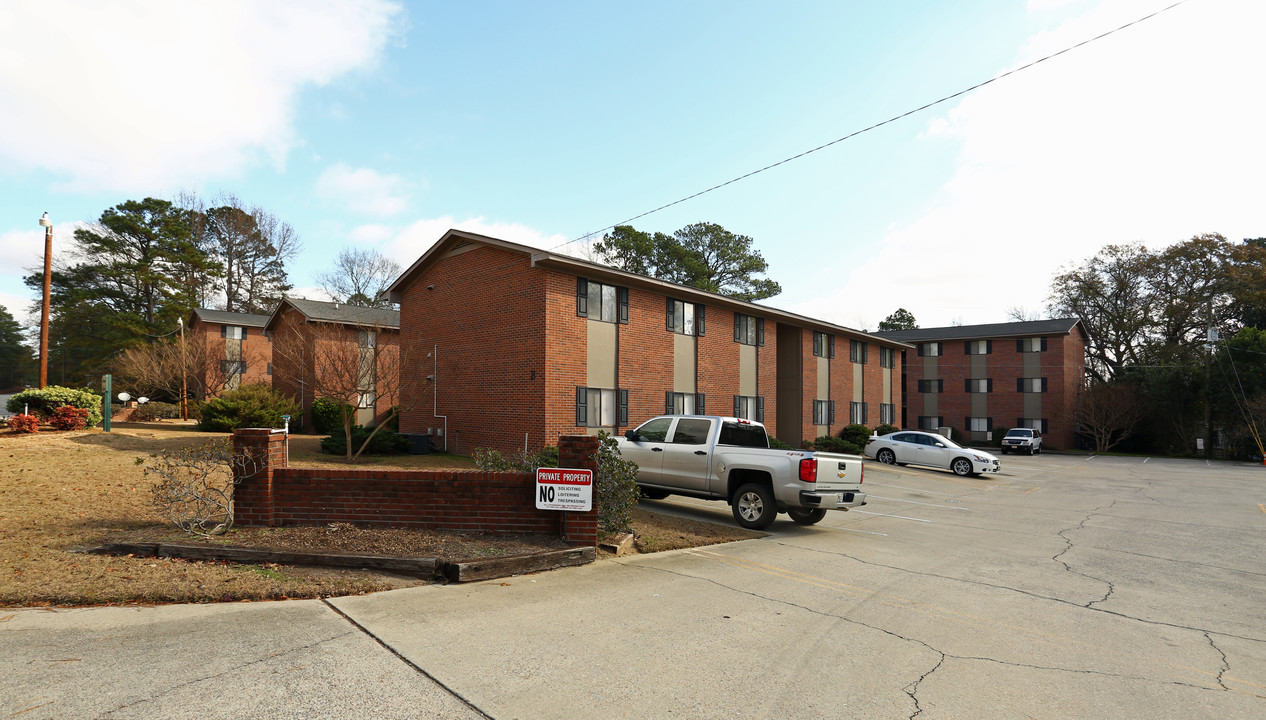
[805,454,864,490]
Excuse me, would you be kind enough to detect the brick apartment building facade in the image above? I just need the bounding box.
[385,229,910,455]
[187,308,273,396]
[876,319,1088,449]
[264,298,400,430]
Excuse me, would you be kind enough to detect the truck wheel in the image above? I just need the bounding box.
[788,508,827,525]
[951,457,974,477]
[732,483,777,530]
[638,486,669,500]
[876,448,896,465]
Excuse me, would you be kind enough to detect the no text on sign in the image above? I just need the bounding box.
[535,467,593,512]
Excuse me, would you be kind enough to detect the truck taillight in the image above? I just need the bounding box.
[859,463,864,484]
[799,458,817,483]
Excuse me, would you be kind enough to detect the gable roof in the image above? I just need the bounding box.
[190,308,271,327]
[265,297,400,331]
[875,318,1085,343]
[384,228,913,348]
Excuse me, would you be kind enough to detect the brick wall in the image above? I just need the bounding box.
[231,430,600,545]
[187,319,273,396]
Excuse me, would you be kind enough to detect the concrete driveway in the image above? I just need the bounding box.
[4,453,1264,719]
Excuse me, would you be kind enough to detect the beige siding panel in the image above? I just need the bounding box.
[587,320,617,388]
[739,344,757,396]
[817,357,829,399]
[853,361,864,402]
[673,333,696,393]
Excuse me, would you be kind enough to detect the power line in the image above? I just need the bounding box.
[557,0,1190,250]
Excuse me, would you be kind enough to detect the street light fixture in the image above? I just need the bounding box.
[37,212,52,389]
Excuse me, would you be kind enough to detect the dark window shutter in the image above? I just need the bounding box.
[220,325,227,338]
[576,387,587,425]
[1041,377,1048,392]
[937,380,943,393]
[619,390,628,426]
[757,318,765,346]
[696,305,706,336]
[576,278,588,317]
[987,417,993,429]
[987,378,994,392]
[733,313,741,342]
[863,403,869,424]
[757,396,765,422]
[964,341,971,355]
[829,335,835,359]
[987,340,993,354]
[695,393,705,415]
[1041,337,1048,351]
[828,400,836,425]
[666,298,675,332]
[666,391,674,415]
[1017,338,1024,352]
[241,327,248,338]
[863,343,868,364]
[1042,419,1049,433]
[733,395,741,417]
[964,379,971,393]
[618,287,629,324]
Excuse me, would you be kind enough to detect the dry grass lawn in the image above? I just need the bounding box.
[0,422,759,607]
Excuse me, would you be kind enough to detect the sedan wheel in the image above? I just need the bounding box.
[877,448,896,465]
[951,457,974,477]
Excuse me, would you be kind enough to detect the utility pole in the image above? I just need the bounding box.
[178,316,189,421]
[1204,303,1214,459]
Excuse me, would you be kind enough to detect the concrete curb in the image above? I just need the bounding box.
[84,542,595,583]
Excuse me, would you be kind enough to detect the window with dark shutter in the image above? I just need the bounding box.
[666,298,676,331]
[576,387,587,425]
[697,305,705,336]
[618,390,628,426]
[618,287,629,324]
[576,278,588,317]
[695,393,705,415]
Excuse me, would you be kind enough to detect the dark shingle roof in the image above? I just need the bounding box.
[191,308,271,327]
[875,318,1083,343]
[274,298,399,329]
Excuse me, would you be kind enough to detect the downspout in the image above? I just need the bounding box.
[433,344,448,452]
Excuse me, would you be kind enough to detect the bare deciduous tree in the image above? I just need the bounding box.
[1069,382,1145,452]
[146,438,261,537]
[111,335,267,404]
[315,247,402,308]
[270,315,410,461]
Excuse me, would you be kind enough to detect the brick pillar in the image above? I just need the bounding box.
[232,428,287,527]
[557,434,601,546]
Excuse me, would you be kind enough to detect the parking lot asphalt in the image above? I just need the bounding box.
[4,453,1264,719]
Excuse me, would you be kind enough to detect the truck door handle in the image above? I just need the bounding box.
[651,447,663,452]
[694,450,707,456]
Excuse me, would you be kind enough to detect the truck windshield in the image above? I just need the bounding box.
[718,421,769,448]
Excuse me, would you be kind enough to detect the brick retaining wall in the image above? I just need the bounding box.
[232,430,600,546]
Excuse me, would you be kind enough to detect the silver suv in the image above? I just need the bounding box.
[1001,428,1042,455]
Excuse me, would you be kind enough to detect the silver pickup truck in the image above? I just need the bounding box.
[617,415,866,530]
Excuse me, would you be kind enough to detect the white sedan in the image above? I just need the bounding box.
[865,431,1001,477]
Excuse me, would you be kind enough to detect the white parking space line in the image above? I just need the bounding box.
[866,495,970,510]
[836,527,888,536]
[864,482,963,497]
[852,510,931,523]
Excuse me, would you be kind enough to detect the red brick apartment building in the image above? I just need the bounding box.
[265,298,401,430]
[384,229,910,454]
[876,319,1088,449]
[187,308,273,396]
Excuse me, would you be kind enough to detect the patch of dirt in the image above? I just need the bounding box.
[0,422,760,607]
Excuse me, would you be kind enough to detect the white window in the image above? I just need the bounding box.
[1018,378,1047,393]
[666,391,704,415]
[813,331,834,358]
[576,279,627,324]
[813,400,835,426]
[879,346,896,368]
[223,325,244,340]
[849,339,868,364]
[918,342,942,357]
[576,387,627,427]
[357,391,376,409]
[1019,337,1046,353]
[359,330,376,348]
[968,417,992,432]
[734,395,761,421]
[966,340,991,355]
[966,378,992,393]
[734,314,763,346]
[880,403,896,424]
[849,401,868,424]
[1019,418,1048,432]
[667,299,704,336]
[917,416,943,431]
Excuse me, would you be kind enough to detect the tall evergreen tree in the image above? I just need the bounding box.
[0,305,34,389]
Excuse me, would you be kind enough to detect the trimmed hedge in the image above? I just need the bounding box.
[6,386,103,427]
[197,384,300,432]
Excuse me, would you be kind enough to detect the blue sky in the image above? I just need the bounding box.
[1,0,1262,335]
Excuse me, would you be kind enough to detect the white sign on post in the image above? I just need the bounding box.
[535,468,593,512]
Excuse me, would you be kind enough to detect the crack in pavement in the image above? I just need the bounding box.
[1206,632,1231,692]
[1053,502,1118,608]
[95,626,359,716]
[774,540,1266,645]
[320,598,494,719]
[904,652,944,719]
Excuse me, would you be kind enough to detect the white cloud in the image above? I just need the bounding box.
[799,0,1266,330]
[316,164,410,216]
[385,216,571,269]
[349,224,396,244]
[0,0,405,192]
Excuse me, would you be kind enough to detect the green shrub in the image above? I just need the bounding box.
[6,386,103,427]
[309,397,350,435]
[874,423,899,437]
[320,426,410,455]
[837,423,872,448]
[811,435,862,455]
[6,414,39,433]
[132,401,182,422]
[768,436,793,449]
[196,384,300,432]
[49,406,90,431]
